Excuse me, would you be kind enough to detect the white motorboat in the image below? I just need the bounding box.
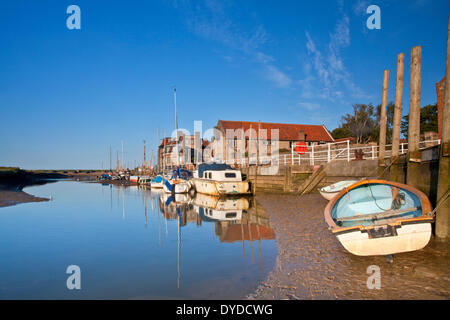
[192,163,251,196]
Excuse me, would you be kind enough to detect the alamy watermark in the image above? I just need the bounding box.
[66,5,81,30]
[366,265,381,290]
[66,265,81,290]
[366,5,381,30]
[164,120,280,174]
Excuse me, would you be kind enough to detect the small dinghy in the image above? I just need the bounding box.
[319,180,358,201]
[324,179,434,256]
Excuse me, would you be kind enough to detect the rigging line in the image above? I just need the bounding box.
[430,188,450,216]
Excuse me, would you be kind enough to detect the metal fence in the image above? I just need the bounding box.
[230,139,441,167]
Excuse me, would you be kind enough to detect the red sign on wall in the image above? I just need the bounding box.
[295,142,308,155]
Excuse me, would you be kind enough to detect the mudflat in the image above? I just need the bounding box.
[0,190,49,208]
[247,193,450,300]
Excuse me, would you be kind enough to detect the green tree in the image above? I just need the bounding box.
[339,104,378,144]
[375,102,395,143]
[331,127,352,140]
[401,104,438,138]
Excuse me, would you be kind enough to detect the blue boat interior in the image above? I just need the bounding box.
[331,183,423,228]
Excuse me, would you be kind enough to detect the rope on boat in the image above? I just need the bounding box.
[430,188,450,216]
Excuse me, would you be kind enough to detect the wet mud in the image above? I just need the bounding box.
[247,193,450,300]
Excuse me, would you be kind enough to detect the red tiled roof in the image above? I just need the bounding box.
[217,120,334,142]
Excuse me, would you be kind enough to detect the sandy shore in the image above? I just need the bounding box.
[0,190,49,208]
[247,193,450,300]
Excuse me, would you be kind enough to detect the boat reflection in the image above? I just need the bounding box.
[108,184,276,286]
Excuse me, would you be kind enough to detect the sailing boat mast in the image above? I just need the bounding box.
[174,88,181,170]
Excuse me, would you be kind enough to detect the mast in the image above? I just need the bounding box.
[163,130,166,173]
[174,88,181,170]
[143,140,146,174]
[121,140,124,171]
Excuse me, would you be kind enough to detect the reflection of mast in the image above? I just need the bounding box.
[110,185,112,211]
[248,218,254,264]
[158,199,162,246]
[240,221,245,257]
[177,209,181,289]
[117,185,120,207]
[122,187,125,220]
[144,190,147,227]
[255,199,263,271]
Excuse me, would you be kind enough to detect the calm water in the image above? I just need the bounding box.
[0,181,277,299]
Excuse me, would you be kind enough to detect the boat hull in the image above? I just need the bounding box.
[163,180,192,194]
[335,222,432,256]
[319,180,358,201]
[324,179,434,256]
[193,178,250,196]
[319,190,339,201]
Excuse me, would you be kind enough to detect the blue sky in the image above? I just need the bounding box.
[0,0,448,169]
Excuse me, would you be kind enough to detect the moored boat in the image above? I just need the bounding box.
[324,179,434,256]
[319,180,358,201]
[192,163,251,196]
[130,175,140,183]
[138,176,152,186]
[163,178,192,194]
[150,175,165,188]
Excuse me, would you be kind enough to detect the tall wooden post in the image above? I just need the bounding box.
[408,46,422,161]
[391,53,405,182]
[436,8,450,239]
[392,53,404,157]
[379,70,390,166]
[406,46,422,190]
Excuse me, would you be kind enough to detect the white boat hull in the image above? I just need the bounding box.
[193,178,250,196]
[319,180,358,201]
[163,180,192,194]
[336,222,432,256]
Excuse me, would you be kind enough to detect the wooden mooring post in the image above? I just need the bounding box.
[406,46,422,189]
[436,8,450,239]
[379,69,390,168]
[391,53,405,182]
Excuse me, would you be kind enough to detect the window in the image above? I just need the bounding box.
[225,212,237,218]
[225,172,236,178]
[209,173,212,179]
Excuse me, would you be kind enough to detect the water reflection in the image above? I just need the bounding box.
[0,181,277,299]
[149,190,276,282]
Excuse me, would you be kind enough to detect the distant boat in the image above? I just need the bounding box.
[192,163,251,196]
[319,180,358,201]
[138,176,152,186]
[150,175,165,188]
[130,176,140,183]
[324,179,434,256]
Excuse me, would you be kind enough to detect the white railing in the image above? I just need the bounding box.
[223,139,441,167]
[159,139,441,169]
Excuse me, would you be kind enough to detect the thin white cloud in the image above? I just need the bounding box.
[174,0,291,88]
[298,102,321,111]
[301,14,370,104]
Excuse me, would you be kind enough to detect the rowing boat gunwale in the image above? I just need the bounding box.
[324,179,434,235]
